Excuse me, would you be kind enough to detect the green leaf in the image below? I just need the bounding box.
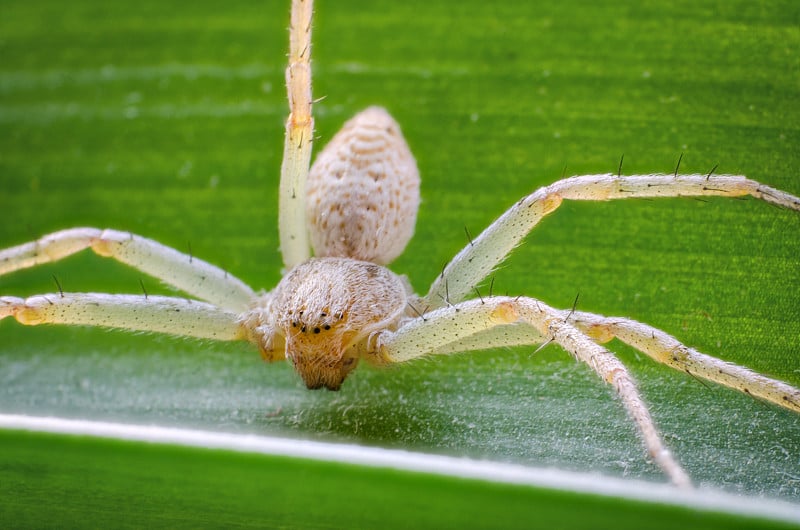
[1,0,798,525]
[3,428,797,530]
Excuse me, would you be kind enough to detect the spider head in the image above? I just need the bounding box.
[268,257,410,391]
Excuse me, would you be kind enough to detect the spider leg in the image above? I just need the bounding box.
[0,293,245,341]
[372,295,692,487]
[425,174,800,308]
[563,310,800,412]
[0,228,255,311]
[278,0,314,270]
[426,323,546,355]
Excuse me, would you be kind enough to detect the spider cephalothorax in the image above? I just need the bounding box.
[1,0,798,488]
[254,257,411,390]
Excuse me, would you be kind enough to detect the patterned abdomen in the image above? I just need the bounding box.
[306,106,420,264]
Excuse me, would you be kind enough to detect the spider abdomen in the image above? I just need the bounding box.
[306,106,420,265]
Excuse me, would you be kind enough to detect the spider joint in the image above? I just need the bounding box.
[489,301,518,325]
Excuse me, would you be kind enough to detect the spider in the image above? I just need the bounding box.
[1,0,798,488]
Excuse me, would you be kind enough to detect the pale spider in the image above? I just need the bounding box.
[1,0,799,488]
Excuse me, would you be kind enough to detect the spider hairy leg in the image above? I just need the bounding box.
[427,322,546,356]
[373,296,691,488]
[565,311,800,413]
[0,228,255,311]
[0,293,245,341]
[373,298,521,364]
[427,174,800,309]
[279,0,315,269]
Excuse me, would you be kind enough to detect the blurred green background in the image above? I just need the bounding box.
[1,0,799,524]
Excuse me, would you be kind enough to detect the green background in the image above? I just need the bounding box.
[1,0,798,525]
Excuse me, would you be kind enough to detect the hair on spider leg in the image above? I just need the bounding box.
[531,337,554,356]
[737,386,780,411]
[673,152,684,178]
[464,225,474,247]
[51,275,64,298]
[445,280,458,311]
[139,278,149,300]
[700,184,729,193]
[564,292,580,323]
[706,163,718,181]
[474,286,484,304]
[617,154,624,177]
[407,301,428,321]
[683,368,714,391]
[299,40,311,60]
[438,261,447,281]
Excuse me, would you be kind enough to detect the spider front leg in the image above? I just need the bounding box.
[0,228,255,311]
[372,296,692,488]
[426,174,800,308]
[278,0,314,270]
